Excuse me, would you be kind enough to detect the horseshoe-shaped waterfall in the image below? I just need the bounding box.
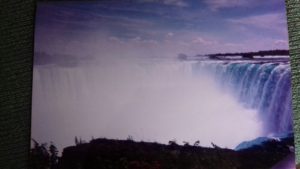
[192,60,293,136]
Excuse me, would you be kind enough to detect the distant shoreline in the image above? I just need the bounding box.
[178,49,290,62]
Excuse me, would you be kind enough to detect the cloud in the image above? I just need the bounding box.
[204,0,248,10]
[274,40,288,46]
[225,43,243,47]
[203,0,281,11]
[228,13,288,34]
[108,36,126,44]
[37,3,157,34]
[161,0,188,7]
[192,37,218,45]
[167,32,174,37]
[130,36,159,45]
[139,0,188,7]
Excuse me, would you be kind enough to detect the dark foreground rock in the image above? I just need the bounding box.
[271,153,295,169]
[58,136,294,169]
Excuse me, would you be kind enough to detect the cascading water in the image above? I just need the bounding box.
[32,57,264,152]
[192,60,293,136]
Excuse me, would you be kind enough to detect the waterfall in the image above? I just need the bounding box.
[192,61,293,136]
[32,58,264,151]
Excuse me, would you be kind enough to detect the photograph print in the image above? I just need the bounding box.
[31,0,295,169]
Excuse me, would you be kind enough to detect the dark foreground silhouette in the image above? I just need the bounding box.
[30,135,295,169]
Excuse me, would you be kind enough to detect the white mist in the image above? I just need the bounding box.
[32,57,262,152]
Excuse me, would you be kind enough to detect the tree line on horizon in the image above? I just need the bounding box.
[179,49,289,60]
[206,49,289,58]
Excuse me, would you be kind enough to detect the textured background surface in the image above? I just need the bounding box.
[0,1,35,168]
[0,0,299,168]
[286,0,300,164]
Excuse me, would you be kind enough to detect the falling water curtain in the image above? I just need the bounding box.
[0,0,300,168]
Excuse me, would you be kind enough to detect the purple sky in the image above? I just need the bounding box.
[34,0,289,65]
